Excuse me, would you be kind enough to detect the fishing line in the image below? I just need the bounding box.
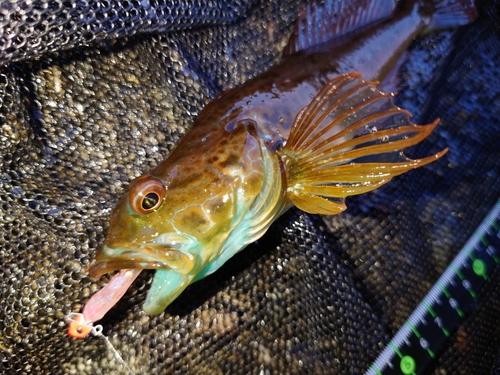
[91,324,136,375]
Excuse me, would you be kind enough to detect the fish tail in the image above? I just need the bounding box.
[281,73,446,216]
[422,0,478,33]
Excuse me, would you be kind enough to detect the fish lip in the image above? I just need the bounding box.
[149,232,198,250]
[103,232,198,256]
[87,240,197,278]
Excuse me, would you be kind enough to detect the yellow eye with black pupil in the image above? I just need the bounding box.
[142,192,159,210]
[129,176,166,215]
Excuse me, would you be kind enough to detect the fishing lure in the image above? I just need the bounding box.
[66,269,141,338]
[67,0,476,338]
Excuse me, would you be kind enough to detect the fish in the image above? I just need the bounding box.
[67,0,476,338]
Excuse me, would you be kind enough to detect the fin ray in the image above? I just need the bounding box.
[294,120,440,172]
[297,151,447,184]
[306,108,409,157]
[286,0,397,54]
[425,0,478,33]
[299,81,378,152]
[292,107,411,164]
[291,192,347,216]
[289,73,361,149]
[282,73,446,215]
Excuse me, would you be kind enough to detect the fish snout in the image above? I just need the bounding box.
[87,242,196,278]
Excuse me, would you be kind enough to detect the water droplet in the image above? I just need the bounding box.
[382,135,389,142]
[279,117,285,124]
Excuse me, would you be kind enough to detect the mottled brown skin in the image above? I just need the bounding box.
[94,119,265,274]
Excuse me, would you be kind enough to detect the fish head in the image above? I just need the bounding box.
[88,120,283,314]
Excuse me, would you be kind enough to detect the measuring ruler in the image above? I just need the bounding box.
[365,200,500,375]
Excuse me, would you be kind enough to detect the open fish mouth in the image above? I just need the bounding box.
[87,241,196,278]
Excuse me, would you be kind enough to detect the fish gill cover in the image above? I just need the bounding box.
[0,0,499,374]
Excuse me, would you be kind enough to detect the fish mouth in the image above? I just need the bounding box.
[87,238,197,278]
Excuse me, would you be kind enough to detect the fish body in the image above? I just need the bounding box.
[68,0,476,335]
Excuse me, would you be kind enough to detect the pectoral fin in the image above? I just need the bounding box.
[282,72,446,215]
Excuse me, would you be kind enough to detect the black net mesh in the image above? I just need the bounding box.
[0,0,499,374]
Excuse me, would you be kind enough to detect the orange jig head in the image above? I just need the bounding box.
[65,312,94,339]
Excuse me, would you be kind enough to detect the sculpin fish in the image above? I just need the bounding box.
[67,0,476,338]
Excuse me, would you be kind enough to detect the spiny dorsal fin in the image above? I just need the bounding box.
[285,0,397,55]
[281,73,446,215]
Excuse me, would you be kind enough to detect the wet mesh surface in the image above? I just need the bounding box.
[0,0,499,374]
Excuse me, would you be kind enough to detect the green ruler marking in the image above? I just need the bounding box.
[365,200,500,375]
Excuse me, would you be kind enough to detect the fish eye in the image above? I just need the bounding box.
[129,176,166,215]
[142,192,160,210]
